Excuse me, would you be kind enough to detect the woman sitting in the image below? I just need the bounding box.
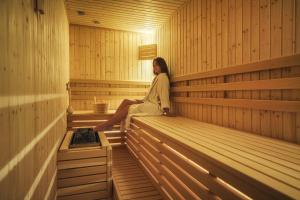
[93,57,174,132]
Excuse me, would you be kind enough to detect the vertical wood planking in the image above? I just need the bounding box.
[296,0,300,143]
[270,0,283,139]
[201,0,207,122]
[235,0,243,130]
[216,0,223,126]
[250,0,261,134]
[259,0,271,137]
[282,0,297,142]
[69,25,155,110]
[1,0,69,199]
[221,0,229,127]
[206,0,212,123]
[242,0,252,132]
[70,24,153,82]
[156,0,300,143]
[227,0,236,128]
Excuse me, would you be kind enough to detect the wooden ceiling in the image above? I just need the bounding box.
[65,0,188,33]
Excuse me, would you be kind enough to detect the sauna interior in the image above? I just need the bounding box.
[1,0,300,199]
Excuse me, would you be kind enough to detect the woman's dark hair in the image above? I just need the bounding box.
[153,57,170,80]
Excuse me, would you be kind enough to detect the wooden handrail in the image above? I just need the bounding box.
[171,77,300,92]
[171,54,300,82]
[71,95,144,100]
[172,97,300,112]
[71,87,148,93]
[70,79,151,85]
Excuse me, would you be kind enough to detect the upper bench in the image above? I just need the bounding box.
[128,116,300,200]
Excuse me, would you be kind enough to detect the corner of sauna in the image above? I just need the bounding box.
[1,0,300,200]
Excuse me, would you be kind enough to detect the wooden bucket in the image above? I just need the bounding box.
[93,97,109,114]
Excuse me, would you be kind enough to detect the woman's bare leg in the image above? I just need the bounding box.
[115,99,136,113]
[94,105,131,131]
[94,99,142,131]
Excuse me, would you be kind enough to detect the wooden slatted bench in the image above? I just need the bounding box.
[127,116,300,200]
[112,146,163,200]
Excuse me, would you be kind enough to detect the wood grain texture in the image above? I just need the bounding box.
[156,0,300,143]
[65,0,188,33]
[57,131,111,199]
[112,147,163,200]
[132,116,300,200]
[69,24,154,110]
[0,0,69,199]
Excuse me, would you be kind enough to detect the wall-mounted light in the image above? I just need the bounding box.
[35,0,45,15]
[139,44,157,60]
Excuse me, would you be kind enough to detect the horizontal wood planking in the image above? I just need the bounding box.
[171,77,300,92]
[131,116,300,199]
[70,79,151,85]
[57,131,112,199]
[171,54,300,82]
[69,80,150,110]
[57,182,107,197]
[112,147,164,200]
[67,110,114,121]
[71,87,148,93]
[173,97,300,112]
[65,0,188,32]
[71,95,145,100]
[67,111,116,136]
[156,0,300,143]
[0,0,69,199]
[57,190,108,200]
[128,121,246,200]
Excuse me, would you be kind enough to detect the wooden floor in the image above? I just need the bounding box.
[112,147,163,200]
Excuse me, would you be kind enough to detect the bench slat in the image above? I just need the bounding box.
[146,115,300,175]
[132,128,243,200]
[132,116,300,199]
[139,117,300,183]
[112,147,164,200]
[158,117,300,156]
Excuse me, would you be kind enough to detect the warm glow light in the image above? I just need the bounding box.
[138,28,155,44]
[138,28,155,35]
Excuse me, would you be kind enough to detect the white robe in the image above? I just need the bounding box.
[121,73,170,131]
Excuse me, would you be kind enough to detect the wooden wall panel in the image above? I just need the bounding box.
[69,25,154,110]
[156,0,300,143]
[0,0,69,199]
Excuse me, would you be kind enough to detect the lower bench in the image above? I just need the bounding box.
[127,116,300,200]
